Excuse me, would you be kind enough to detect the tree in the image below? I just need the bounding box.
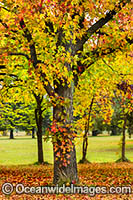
[115,80,132,162]
[0,97,36,138]
[74,63,114,163]
[30,92,52,164]
[0,0,132,184]
[0,80,47,163]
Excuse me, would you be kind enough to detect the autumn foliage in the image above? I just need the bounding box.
[0,0,132,186]
[0,163,132,199]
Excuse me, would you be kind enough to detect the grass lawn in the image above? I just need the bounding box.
[0,135,132,165]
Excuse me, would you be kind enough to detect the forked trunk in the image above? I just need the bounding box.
[79,121,90,164]
[53,82,79,185]
[80,97,94,163]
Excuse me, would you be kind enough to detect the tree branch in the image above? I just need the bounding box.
[74,36,132,85]
[75,46,119,76]
[0,6,10,12]
[102,59,115,72]
[19,18,55,97]
[0,65,6,69]
[9,52,30,60]
[79,36,132,72]
[40,71,55,97]
[75,0,131,52]
[19,18,38,67]
[0,19,17,33]
[103,59,133,77]
[0,19,8,29]
[0,72,17,77]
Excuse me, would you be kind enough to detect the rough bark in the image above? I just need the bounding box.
[53,81,79,185]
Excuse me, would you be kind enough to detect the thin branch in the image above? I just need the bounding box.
[42,107,46,112]
[102,59,133,77]
[126,37,133,45]
[0,72,17,77]
[6,83,24,88]
[0,19,8,28]
[0,18,17,33]
[0,65,6,69]
[102,59,115,72]
[75,46,118,75]
[9,52,30,60]
[0,6,10,12]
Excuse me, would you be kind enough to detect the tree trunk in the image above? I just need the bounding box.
[79,97,94,163]
[3,130,7,136]
[81,124,89,163]
[32,127,35,139]
[128,129,131,139]
[10,129,14,139]
[128,112,133,139]
[129,130,131,139]
[122,117,126,161]
[37,131,43,164]
[79,122,90,164]
[53,81,79,185]
[35,95,44,164]
[83,137,88,161]
[116,115,130,163]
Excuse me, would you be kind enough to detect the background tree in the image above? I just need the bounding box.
[0,95,36,139]
[115,80,132,162]
[74,62,114,163]
[0,78,51,164]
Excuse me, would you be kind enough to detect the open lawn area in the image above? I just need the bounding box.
[0,135,132,165]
